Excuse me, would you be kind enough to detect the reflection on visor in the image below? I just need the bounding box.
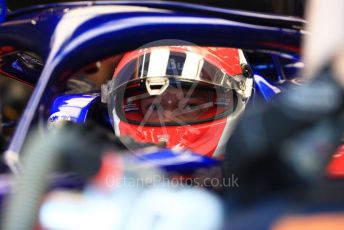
[117,82,235,126]
[113,50,235,90]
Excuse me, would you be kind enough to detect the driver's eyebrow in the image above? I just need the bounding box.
[172,101,214,116]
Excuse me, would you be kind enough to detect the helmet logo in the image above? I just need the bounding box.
[47,111,71,130]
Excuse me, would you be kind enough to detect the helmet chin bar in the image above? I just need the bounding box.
[145,77,170,96]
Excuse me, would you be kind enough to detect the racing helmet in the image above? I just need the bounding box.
[104,46,253,157]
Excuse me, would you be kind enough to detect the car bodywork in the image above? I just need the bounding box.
[0,1,342,178]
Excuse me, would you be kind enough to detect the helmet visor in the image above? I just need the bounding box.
[111,80,236,126]
[108,46,244,126]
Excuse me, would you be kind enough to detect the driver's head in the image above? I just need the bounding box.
[105,46,253,157]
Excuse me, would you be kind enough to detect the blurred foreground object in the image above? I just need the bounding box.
[272,213,344,230]
[302,0,344,178]
[303,0,344,79]
[0,77,32,152]
[225,0,344,187]
[222,50,344,230]
[224,66,344,200]
[2,124,223,230]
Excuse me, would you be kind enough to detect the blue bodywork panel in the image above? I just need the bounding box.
[50,94,98,123]
[0,0,6,24]
[135,148,219,173]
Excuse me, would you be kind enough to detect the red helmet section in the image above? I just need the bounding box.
[117,118,228,158]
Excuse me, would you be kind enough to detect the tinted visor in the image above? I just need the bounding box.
[112,80,236,126]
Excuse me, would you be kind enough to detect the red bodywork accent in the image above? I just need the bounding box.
[92,152,124,191]
[0,69,34,87]
[0,46,14,53]
[258,42,300,53]
[327,144,344,178]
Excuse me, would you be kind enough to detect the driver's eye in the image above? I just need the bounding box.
[184,103,199,110]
